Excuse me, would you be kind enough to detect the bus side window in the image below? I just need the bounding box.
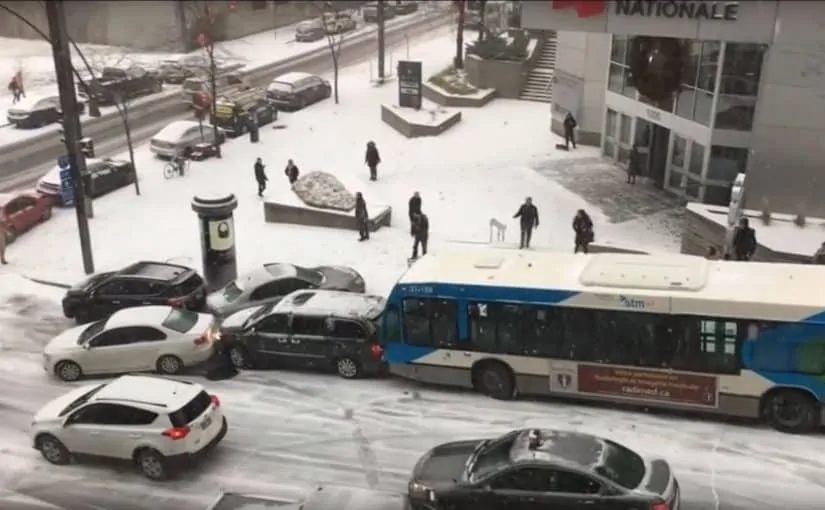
[382,305,402,344]
[402,298,458,348]
[468,302,496,352]
[403,299,431,346]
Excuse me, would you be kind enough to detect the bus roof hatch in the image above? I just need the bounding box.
[578,254,708,292]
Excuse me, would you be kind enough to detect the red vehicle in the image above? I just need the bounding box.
[0,191,53,243]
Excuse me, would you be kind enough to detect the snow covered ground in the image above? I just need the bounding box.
[2,26,823,510]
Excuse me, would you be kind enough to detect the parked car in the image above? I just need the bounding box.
[211,87,277,138]
[394,1,419,15]
[77,66,163,105]
[180,63,246,106]
[157,59,191,84]
[6,93,85,129]
[0,190,52,244]
[150,120,225,159]
[215,289,386,378]
[266,72,331,111]
[363,3,396,22]
[61,261,207,323]
[30,374,227,480]
[44,306,214,381]
[407,428,680,510]
[323,11,357,34]
[36,157,137,200]
[295,19,325,42]
[206,262,366,314]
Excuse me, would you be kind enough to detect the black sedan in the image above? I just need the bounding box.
[206,262,366,315]
[36,157,136,200]
[408,428,679,510]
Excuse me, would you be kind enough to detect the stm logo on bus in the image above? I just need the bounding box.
[551,0,607,18]
[619,295,655,309]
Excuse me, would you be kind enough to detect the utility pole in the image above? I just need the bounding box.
[377,0,386,82]
[45,0,95,274]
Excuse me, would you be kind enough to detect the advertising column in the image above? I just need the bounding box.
[191,195,238,291]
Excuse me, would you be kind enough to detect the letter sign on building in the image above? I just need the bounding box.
[614,0,739,21]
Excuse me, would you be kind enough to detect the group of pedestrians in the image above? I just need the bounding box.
[513,197,595,253]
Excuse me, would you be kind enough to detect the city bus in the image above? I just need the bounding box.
[381,248,825,433]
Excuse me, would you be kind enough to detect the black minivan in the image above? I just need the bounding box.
[216,289,386,379]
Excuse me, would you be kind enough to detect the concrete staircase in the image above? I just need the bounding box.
[520,33,557,103]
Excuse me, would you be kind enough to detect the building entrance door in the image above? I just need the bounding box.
[634,119,671,189]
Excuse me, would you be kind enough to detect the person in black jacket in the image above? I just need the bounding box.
[408,191,422,223]
[365,141,381,181]
[284,159,299,185]
[627,145,641,184]
[411,212,429,259]
[355,192,369,241]
[572,209,594,253]
[563,112,577,150]
[514,197,539,249]
[254,157,267,197]
[732,217,757,261]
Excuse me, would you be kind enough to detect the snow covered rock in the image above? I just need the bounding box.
[292,171,355,212]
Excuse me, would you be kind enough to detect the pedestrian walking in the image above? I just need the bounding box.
[254,157,268,197]
[572,209,594,254]
[284,159,300,185]
[732,217,757,261]
[812,242,825,264]
[365,141,381,181]
[0,222,8,265]
[8,72,23,103]
[627,145,641,184]
[514,197,539,249]
[355,192,370,241]
[408,191,422,223]
[563,112,577,150]
[411,211,429,260]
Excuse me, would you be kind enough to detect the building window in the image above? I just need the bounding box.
[714,42,765,131]
[685,176,701,199]
[675,86,695,120]
[611,35,629,65]
[605,109,618,137]
[696,41,721,92]
[682,41,702,88]
[668,169,684,190]
[689,142,705,176]
[603,138,616,158]
[608,63,624,93]
[671,135,687,168]
[704,184,732,206]
[619,114,632,144]
[693,90,713,125]
[708,146,748,182]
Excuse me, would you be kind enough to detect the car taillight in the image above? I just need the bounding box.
[370,344,384,359]
[167,297,185,307]
[650,501,669,510]
[194,335,208,346]
[162,426,191,440]
[210,394,220,407]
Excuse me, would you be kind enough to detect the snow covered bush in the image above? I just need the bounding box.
[292,171,355,212]
[428,66,478,95]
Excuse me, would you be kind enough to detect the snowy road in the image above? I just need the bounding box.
[2,293,825,510]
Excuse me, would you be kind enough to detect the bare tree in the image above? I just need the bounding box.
[188,0,224,157]
[319,6,349,104]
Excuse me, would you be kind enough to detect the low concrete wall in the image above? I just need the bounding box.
[421,83,495,107]
[465,55,524,99]
[380,105,462,138]
[264,201,392,232]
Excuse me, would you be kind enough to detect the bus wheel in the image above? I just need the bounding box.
[764,389,817,434]
[473,361,515,400]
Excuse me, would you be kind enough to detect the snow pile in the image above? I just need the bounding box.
[292,171,355,211]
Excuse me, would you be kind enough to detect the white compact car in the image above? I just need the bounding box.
[149,119,224,158]
[31,374,228,480]
[43,306,215,381]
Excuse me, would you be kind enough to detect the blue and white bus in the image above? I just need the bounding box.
[381,248,825,433]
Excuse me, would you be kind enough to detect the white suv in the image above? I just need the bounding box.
[30,374,228,480]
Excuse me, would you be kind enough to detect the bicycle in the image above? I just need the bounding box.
[163,158,190,179]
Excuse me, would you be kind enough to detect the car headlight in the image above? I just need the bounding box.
[409,482,436,502]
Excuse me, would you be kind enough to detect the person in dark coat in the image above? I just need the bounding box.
[365,141,381,181]
[408,191,422,224]
[254,157,267,197]
[627,145,641,184]
[514,197,539,249]
[355,192,369,241]
[563,112,577,150]
[572,209,594,254]
[732,217,757,261]
[411,212,429,259]
[284,159,299,185]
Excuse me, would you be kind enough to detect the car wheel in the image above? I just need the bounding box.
[135,448,169,481]
[36,434,72,465]
[764,389,817,434]
[228,344,252,369]
[156,355,183,375]
[474,361,515,400]
[41,207,52,221]
[335,357,360,379]
[55,360,83,382]
[5,227,17,244]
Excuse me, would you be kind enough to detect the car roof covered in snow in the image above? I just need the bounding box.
[153,120,200,142]
[103,305,179,329]
[271,72,314,85]
[274,289,385,319]
[507,429,607,469]
[93,374,200,410]
[234,265,292,292]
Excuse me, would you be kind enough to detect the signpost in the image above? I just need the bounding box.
[58,155,74,207]
[397,60,422,110]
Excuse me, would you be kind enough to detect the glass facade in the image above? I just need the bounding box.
[603,35,766,204]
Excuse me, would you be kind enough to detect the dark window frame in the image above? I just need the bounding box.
[402,298,459,348]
